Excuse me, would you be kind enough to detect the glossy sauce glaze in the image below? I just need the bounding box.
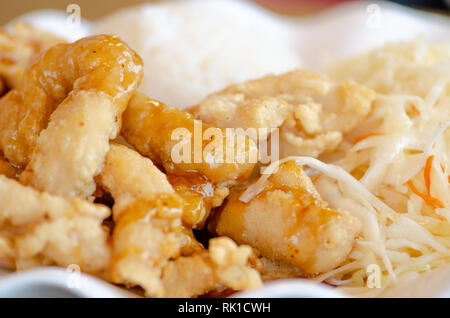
[0,34,143,167]
[122,92,258,184]
[214,161,361,275]
[167,173,215,229]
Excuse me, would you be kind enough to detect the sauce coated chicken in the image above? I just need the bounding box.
[191,69,375,158]
[122,92,258,185]
[97,144,260,297]
[213,161,362,274]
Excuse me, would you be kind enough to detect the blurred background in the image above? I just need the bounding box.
[0,0,449,24]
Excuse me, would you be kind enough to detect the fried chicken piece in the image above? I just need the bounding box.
[110,196,191,297]
[0,23,64,89]
[213,161,361,274]
[191,94,289,139]
[191,69,375,158]
[98,144,260,297]
[167,174,229,229]
[161,237,262,298]
[8,35,143,198]
[98,143,174,210]
[97,144,202,296]
[0,34,143,170]
[122,92,258,185]
[19,91,119,197]
[0,175,110,274]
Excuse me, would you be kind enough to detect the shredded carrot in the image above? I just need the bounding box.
[441,164,450,184]
[353,132,385,145]
[407,180,445,209]
[424,155,434,195]
[312,174,322,183]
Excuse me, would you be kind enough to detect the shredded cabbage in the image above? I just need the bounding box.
[244,41,450,296]
[327,41,450,296]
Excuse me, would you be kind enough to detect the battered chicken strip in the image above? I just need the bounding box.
[0,34,143,170]
[98,143,174,210]
[213,161,361,274]
[122,92,258,184]
[191,69,375,158]
[0,175,110,274]
[97,144,202,296]
[110,196,192,297]
[98,144,260,297]
[19,91,120,197]
[0,23,63,89]
[161,237,262,298]
[12,35,143,197]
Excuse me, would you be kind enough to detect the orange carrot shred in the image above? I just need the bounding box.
[353,132,385,145]
[424,155,434,195]
[312,174,322,183]
[407,180,445,209]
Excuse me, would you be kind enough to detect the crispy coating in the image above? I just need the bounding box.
[191,69,375,157]
[214,161,361,274]
[0,34,143,168]
[162,237,262,297]
[167,174,229,229]
[19,91,119,197]
[0,23,64,89]
[0,175,110,273]
[97,144,202,296]
[122,92,258,185]
[110,196,191,297]
[191,94,289,139]
[98,144,260,297]
[98,143,174,209]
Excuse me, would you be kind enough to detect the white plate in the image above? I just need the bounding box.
[0,267,129,298]
[2,0,450,298]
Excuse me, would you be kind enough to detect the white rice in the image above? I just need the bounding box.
[93,0,301,109]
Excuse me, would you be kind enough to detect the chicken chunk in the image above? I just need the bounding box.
[213,161,361,274]
[110,195,192,297]
[19,91,120,197]
[161,237,262,297]
[98,143,174,210]
[97,144,201,295]
[0,23,64,89]
[122,92,258,184]
[0,175,110,274]
[98,143,260,297]
[191,69,375,158]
